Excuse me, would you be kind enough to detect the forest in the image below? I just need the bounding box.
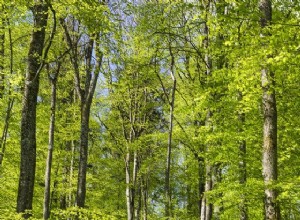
[0,0,299,219]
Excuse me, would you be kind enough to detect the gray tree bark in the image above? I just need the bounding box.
[43,63,60,219]
[259,0,280,219]
[200,1,213,219]
[17,2,48,217]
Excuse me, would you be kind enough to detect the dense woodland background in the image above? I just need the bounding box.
[0,0,300,219]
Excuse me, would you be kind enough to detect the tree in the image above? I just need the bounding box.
[43,61,60,220]
[17,1,49,217]
[259,0,280,219]
[61,18,103,208]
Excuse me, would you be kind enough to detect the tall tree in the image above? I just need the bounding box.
[259,0,280,219]
[164,44,176,219]
[201,1,213,220]
[17,1,49,217]
[61,20,103,207]
[43,61,60,220]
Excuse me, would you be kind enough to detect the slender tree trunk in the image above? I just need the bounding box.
[142,174,148,220]
[212,166,223,220]
[17,2,48,217]
[198,158,205,219]
[43,65,59,219]
[135,179,142,220]
[0,9,6,164]
[201,1,213,219]
[259,1,280,219]
[125,149,133,220]
[0,99,14,165]
[238,103,248,220]
[0,17,14,166]
[0,14,4,98]
[69,140,75,207]
[165,45,176,219]
[133,151,140,220]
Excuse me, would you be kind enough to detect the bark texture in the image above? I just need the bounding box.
[43,64,59,219]
[201,1,213,219]
[259,0,280,219]
[17,2,48,217]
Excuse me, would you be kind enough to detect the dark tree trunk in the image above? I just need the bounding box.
[238,126,248,220]
[259,0,280,219]
[0,16,14,166]
[238,92,248,220]
[76,102,91,207]
[17,2,48,217]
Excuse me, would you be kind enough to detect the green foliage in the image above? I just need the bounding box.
[1,0,300,219]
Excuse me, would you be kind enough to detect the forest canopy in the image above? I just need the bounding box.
[0,0,299,219]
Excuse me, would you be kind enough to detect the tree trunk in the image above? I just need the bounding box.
[239,139,248,220]
[201,1,213,219]
[0,16,14,166]
[201,163,212,220]
[61,23,102,208]
[43,66,59,219]
[238,90,247,220]
[76,38,102,208]
[259,0,280,219]
[125,150,133,220]
[17,2,48,217]
[197,158,205,219]
[0,9,6,164]
[142,174,148,220]
[69,140,76,207]
[133,151,140,220]
[165,45,176,219]
[0,99,14,165]
[76,102,91,207]
[0,14,4,98]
